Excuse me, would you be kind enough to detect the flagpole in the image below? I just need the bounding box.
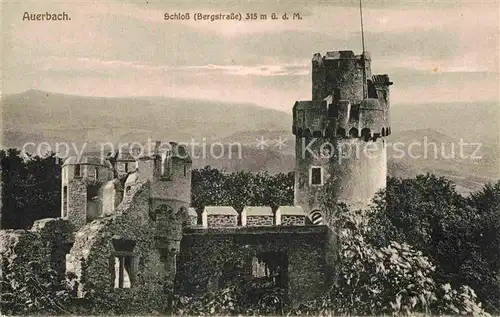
[359,0,365,53]
[359,0,367,98]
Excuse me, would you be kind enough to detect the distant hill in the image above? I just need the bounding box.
[2,90,499,194]
[1,89,291,147]
[218,128,499,194]
[391,101,499,146]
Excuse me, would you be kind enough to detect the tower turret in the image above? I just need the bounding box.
[61,156,113,229]
[150,142,192,216]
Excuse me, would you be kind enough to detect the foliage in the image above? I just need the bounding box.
[175,239,287,316]
[332,210,436,315]
[1,149,61,229]
[434,284,488,316]
[191,166,294,212]
[1,149,499,315]
[287,204,490,316]
[174,285,243,316]
[174,284,285,316]
[1,258,72,315]
[174,197,490,316]
[368,174,500,312]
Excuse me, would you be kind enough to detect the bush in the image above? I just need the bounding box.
[326,208,436,315]
[368,176,500,312]
[1,259,72,315]
[292,205,490,316]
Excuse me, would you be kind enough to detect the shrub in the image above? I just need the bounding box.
[292,206,491,316]
[1,259,72,315]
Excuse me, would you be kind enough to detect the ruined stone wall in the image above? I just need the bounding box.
[0,229,50,272]
[30,218,74,280]
[151,159,191,204]
[99,180,122,216]
[137,159,155,181]
[66,181,176,314]
[177,226,329,307]
[1,219,74,280]
[67,180,87,230]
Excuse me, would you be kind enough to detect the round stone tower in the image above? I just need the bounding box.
[61,156,114,229]
[293,51,393,221]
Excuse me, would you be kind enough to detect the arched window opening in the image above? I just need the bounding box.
[62,186,68,218]
[74,164,81,177]
[361,128,371,142]
[336,128,346,138]
[111,237,136,289]
[349,128,359,138]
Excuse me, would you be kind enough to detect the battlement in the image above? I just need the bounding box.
[198,206,309,228]
[292,98,391,140]
[323,50,370,60]
[294,51,392,141]
[372,74,392,86]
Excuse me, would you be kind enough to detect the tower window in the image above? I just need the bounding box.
[310,166,323,186]
[124,162,128,173]
[94,167,99,179]
[252,256,268,278]
[111,237,136,289]
[74,164,81,177]
[249,251,288,290]
[114,256,133,289]
[62,186,68,218]
[161,151,172,178]
[160,248,178,278]
[183,165,187,177]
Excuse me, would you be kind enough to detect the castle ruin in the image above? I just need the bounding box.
[1,50,392,313]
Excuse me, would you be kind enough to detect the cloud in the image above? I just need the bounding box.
[38,56,309,78]
[2,0,498,108]
[183,63,309,76]
[390,54,495,73]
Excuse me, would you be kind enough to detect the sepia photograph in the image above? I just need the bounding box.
[1,0,499,315]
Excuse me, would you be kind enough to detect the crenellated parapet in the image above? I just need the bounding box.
[292,100,329,137]
[200,206,310,228]
[294,51,392,141]
[292,97,391,140]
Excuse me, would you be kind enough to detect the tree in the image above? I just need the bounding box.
[368,175,500,313]
[1,149,61,229]
[190,166,294,214]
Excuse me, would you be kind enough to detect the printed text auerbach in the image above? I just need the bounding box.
[22,12,71,21]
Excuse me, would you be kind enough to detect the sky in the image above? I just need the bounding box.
[2,0,499,112]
